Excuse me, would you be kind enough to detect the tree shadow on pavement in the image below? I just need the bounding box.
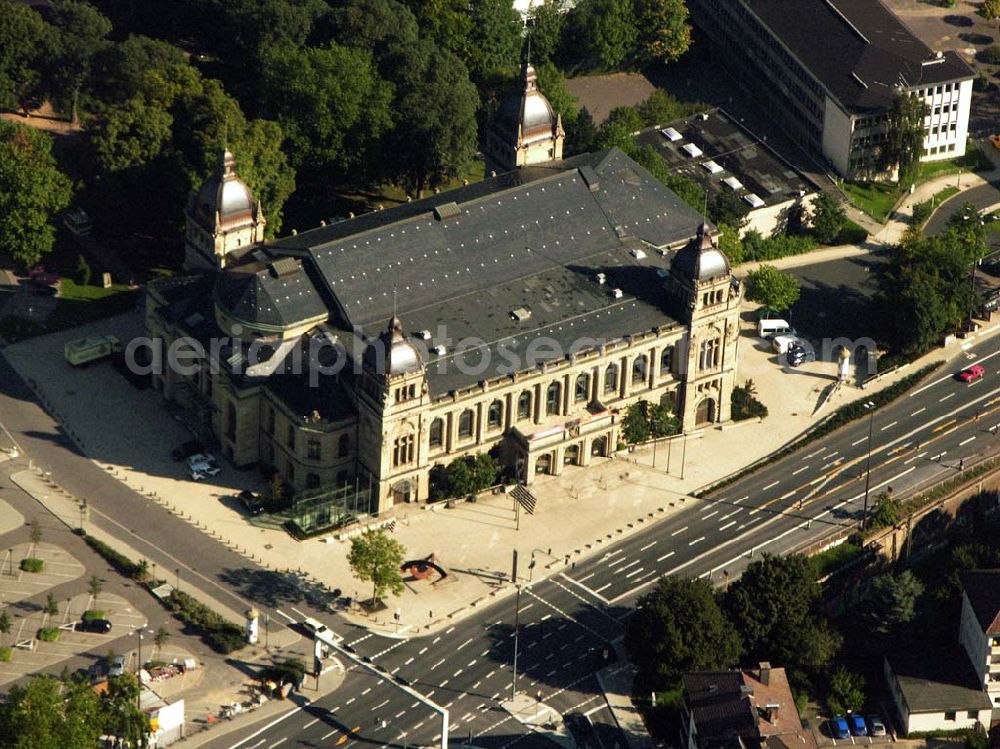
[218,566,337,611]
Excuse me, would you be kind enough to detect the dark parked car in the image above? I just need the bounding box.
[238,490,265,515]
[848,713,868,737]
[786,344,816,367]
[830,716,850,740]
[76,618,112,634]
[172,439,204,462]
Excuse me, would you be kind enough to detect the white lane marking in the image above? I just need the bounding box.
[639,540,658,551]
[624,567,645,579]
[959,436,977,446]
[702,510,719,520]
[558,573,611,605]
[304,719,318,728]
[719,521,736,531]
[322,730,338,740]
[456,637,473,650]
[225,706,302,749]
[671,526,688,536]
[269,739,286,749]
[851,436,867,446]
[911,407,926,417]
[595,582,612,593]
[804,448,826,460]
[791,465,810,476]
[619,559,641,571]
[656,551,675,562]
[940,393,955,402]
[430,659,445,670]
[761,480,780,491]
[880,421,897,431]
[689,537,705,546]
[274,609,295,623]
[720,507,743,520]
[362,687,371,695]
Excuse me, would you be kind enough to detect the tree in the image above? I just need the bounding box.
[0,123,73,267]
[87,575,102,601]
[649,403,680,438]
[0,609,10,644]
[622,401,652,444]
[725,554,841,671]
[220,0,326,79]
[716,223,744,265]
[29,519,42,547]
[980,0,1000,24]
[0,3,54,114]
[860,570,923,635]
[874,92,927,185]
[625,576,741,688]
[0,675,104,749]
[99,673,150,747]
[48,0,112,124]
[744,265,801,311]
[709,190,750,228]
[260,43,394,181]
[466,0,523,83]
[535,61,578,125]
[329,0,420,62]
[811,192,848,244]
[348,529,406,602]
[43,593,59,619]
[154,624,170,654]
[570,0,639,70]
[565,107,598,156]
[868,491,899,529]
[827,668,865,715]
[634,0,692,66]
[635,90,698,127]
[402,0,473,60]
[528,2,565,64]
[388,41,479,195]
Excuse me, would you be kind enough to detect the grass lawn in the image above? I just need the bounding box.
[0,279,138,343]
[844,147,993,222]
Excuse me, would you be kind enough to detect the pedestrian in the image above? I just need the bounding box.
[960,459,966,471]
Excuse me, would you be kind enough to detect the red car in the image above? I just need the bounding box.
[958,364,986,383]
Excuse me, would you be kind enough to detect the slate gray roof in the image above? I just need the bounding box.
[682,671,758,747]
[214,257,327,330]
[743,0,972,112]
[888,650,993,713]
[300,148,700,330]
[959,569,1000,635]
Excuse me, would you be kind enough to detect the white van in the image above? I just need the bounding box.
[758,319,794,339]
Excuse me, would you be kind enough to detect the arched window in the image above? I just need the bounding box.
[487,400,503,429]
[660,346,674,376]
[338,433,350,457]
[699,339,721,370]
[429,418,444,448]
[546,382,562,415]
[517,391,532,419]
[604,363,619,394]
[632,355,648,385]
[393,433,415,466]
[575,373,590,402]
[458,409,474,438]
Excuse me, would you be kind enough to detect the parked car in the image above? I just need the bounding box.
[958,364,986,383]
[867,715,886,736]
[186,452,216,468]
[172,439,205,461]
[191,461,221,481]
[302,617,329,637]
[829,716,850,740]
[75,618,112,634]
[107,655,126,678]
[772,334,806,355]
[786,344,816,367]
[564,713,596,748]
[237,490,265,516]
[848,713,868,737]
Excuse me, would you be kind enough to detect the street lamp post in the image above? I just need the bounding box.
[861,401,876,530]
[510,584,522,700]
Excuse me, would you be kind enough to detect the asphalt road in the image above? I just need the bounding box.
[924,180,1000,236]
[3,332,1000,749]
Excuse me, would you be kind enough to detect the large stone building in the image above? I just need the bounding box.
[690,0,974,179]
[146,80,742,514]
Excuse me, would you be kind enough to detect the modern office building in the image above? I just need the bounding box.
[689,0,975,178]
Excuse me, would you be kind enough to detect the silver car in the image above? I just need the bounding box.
[108,655,126,678]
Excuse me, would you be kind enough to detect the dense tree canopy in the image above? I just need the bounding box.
[725,554,841,671]
[634,0,692,65]
[348,529,406,601]
[744,265,801,311]
[0,3,53,113]
[48,0,113,123]
[811,192,848,245]
[0,123,73,267]
[626,577,742,687]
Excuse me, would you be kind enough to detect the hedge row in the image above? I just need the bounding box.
[37,628,60,642]
[77,530,245,655]
[696,363,938,497]
[19,558,44,573]
[164,590,246,655]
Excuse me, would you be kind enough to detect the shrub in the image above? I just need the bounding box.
[428,453,500,500]
[833,219,869,245]
[742,230,817,262]
[164,590,245,655]
[37,627,60,642]
[979,44,1000,64]
[0,646,11,662]
[261,658,306,688]
[731,380,768,421]
[19,558,44,573]
[78,532,144,580]
[81,610,106,622]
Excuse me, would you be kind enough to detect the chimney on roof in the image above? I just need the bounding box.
[759,662,771,686]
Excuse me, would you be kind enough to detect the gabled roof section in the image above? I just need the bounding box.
[744,0,972,112]
[959,569,1000,635]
